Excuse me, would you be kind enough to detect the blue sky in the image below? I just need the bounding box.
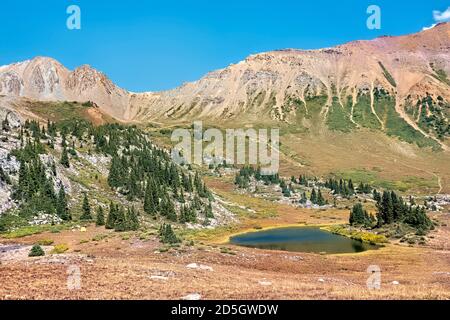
[0,1,449,92]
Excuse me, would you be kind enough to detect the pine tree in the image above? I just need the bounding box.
[80,193,92,220]
[159,223,180,244]
[107,154,123,189]
[96,206,105,226]
[61,134,67,148]
[126,206,139,231]
[379,191,394,224]
[143,180,156,214]
[205,201,214,219]
[105,202,117,229]
[373,189,381,202]
[310,188,317,204]
[56,185,70,221]
[114,206,127,232]
[60,147,70,168]
[317,188,326,206]
[300,192,307,204]
[349,203,371,226]
[348,179,354,194]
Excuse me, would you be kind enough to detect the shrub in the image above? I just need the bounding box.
[50,244,69,254]
[36,239,54,246]
[29,245,45,257]
[92,234,107,242]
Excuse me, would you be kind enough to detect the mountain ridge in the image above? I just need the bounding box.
[1,23,449,149]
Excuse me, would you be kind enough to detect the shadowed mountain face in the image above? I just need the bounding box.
[1,23,449,148]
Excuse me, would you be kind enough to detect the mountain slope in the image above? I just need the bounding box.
[1,23,449,149]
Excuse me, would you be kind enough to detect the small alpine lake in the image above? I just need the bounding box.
[230,226,380,254]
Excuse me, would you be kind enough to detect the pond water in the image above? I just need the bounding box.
[230,227,379,254]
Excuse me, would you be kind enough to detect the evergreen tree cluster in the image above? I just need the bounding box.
[11,138,70,221]
[106,129,213,223]
[349,203,375,227]
[309,188,326,206]
[105,202,140,232]
[324,178,355,197]
[6,118,214,226]
[45,120,214,225]
[297,175,309,186]
[357,182,372,194]
[375,190,433,231]
[234,166,280,188]
[299,192,308,204]
[159,223,180,244]
[279,180,293,197]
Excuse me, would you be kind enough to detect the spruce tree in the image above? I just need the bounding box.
[300,192,307,204]
[80,193,92,220]
[143,181,156,214]
[114,206,127,232]
[159,223,180,244]
[96,206,105,226]
[317,189,325,206]
[310,188,317,204]
[105,202,117,229]
[60,147,70,168]
[56,185,70,221]
[126,206,139,231]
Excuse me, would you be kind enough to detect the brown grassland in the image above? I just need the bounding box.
[1,173,449,300]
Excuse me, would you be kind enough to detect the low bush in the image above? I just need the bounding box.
[29,244,45,257]
[50,244,69,254]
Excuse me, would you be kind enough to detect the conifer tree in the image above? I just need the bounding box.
[114,206,127,232]
[310,188,317,204]
[205,201,214,219]
[56,185,70,221]
[300,192,307,204]
[107,154,123,189]
[159,223,180,244]
[96,206,105,226]
[60,147,70,168]
[126,206,139,231]
[80,193,92,220]
[105,202,117,229]
[349,203,371,227]
[317,188,326,206]
[143,180,157,215]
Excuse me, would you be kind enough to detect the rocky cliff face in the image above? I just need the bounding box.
[0,57,129,120]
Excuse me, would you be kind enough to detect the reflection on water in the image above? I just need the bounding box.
[230,227,379,254]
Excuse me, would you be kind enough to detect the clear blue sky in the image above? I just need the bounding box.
[0,1,448,92]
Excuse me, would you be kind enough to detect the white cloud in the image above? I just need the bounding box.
[422,7,450,31]
[433,7,450,22]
